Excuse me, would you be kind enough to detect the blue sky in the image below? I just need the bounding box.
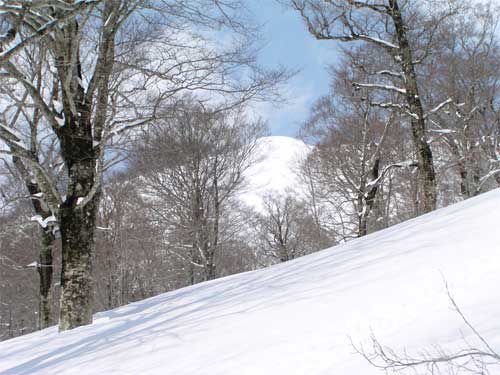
[248,1,340,136]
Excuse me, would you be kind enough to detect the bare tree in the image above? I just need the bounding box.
[0,46,60,329]
[0,168,51,339]
[287,0,462,213]
[131,100,264,283]
[423,3,500,198]
[0,0,288,331]
[300,46,415,239]
[0,0,102,65]
[93,171,184,310]
[255,192,321,263]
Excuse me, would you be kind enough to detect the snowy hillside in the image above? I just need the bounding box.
[2,189,500,374]
[240,136,311,210]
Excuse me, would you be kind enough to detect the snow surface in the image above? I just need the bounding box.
[240,136,310,210]
[2,189,500,373]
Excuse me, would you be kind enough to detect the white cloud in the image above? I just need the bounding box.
[247,77,317,136]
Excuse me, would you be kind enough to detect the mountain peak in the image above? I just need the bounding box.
[240,136,311,210]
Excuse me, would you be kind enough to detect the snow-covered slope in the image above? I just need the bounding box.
[2,190,500,375]
[240,136,310,210]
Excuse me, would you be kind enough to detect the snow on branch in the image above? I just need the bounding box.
[424,98,453,118]
[353,82,406,95]
[3,62,61,130]
[428,129,455,134]
[355,35,398,50]
[368,101,419,120]
[0,0,103,67]
[347,0,389,13]
[0,122,62,214]
[76,115,154,209]
[476,168,500,194]
[104,117,154,141]
[374,70,405,80]
[30,214,57,229]
[291,1,398,52]
[366,160,418,191]
[24,261,54,269]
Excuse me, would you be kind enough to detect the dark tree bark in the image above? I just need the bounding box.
[358,159,381,237]
[38,230,55,329]
[13,157,55,329]
[206,157,220,281]
[51,1,116,330]
[59,196,98,331]
[389,0,437,213]
[57,103,100,331]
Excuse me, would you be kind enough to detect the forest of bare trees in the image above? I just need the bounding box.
[0,0,288,334]
[1,1,500,356]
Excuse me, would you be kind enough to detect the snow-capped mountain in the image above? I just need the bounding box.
[240,136,311,210]
[2,186,500,374]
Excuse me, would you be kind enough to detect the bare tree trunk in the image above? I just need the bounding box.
[390,0,437,213]
[357,195,367,237]
[59,195,98,331]
[358,159,381,237]
[191,185,204,284]
[38,230,54,329]
[58,118,99,331]
[188,248,196,285]
[206,159,220,281]
[205,245,217,281]
[458,162,471,197]
[204,244,216,281]
[12,157,55,329]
